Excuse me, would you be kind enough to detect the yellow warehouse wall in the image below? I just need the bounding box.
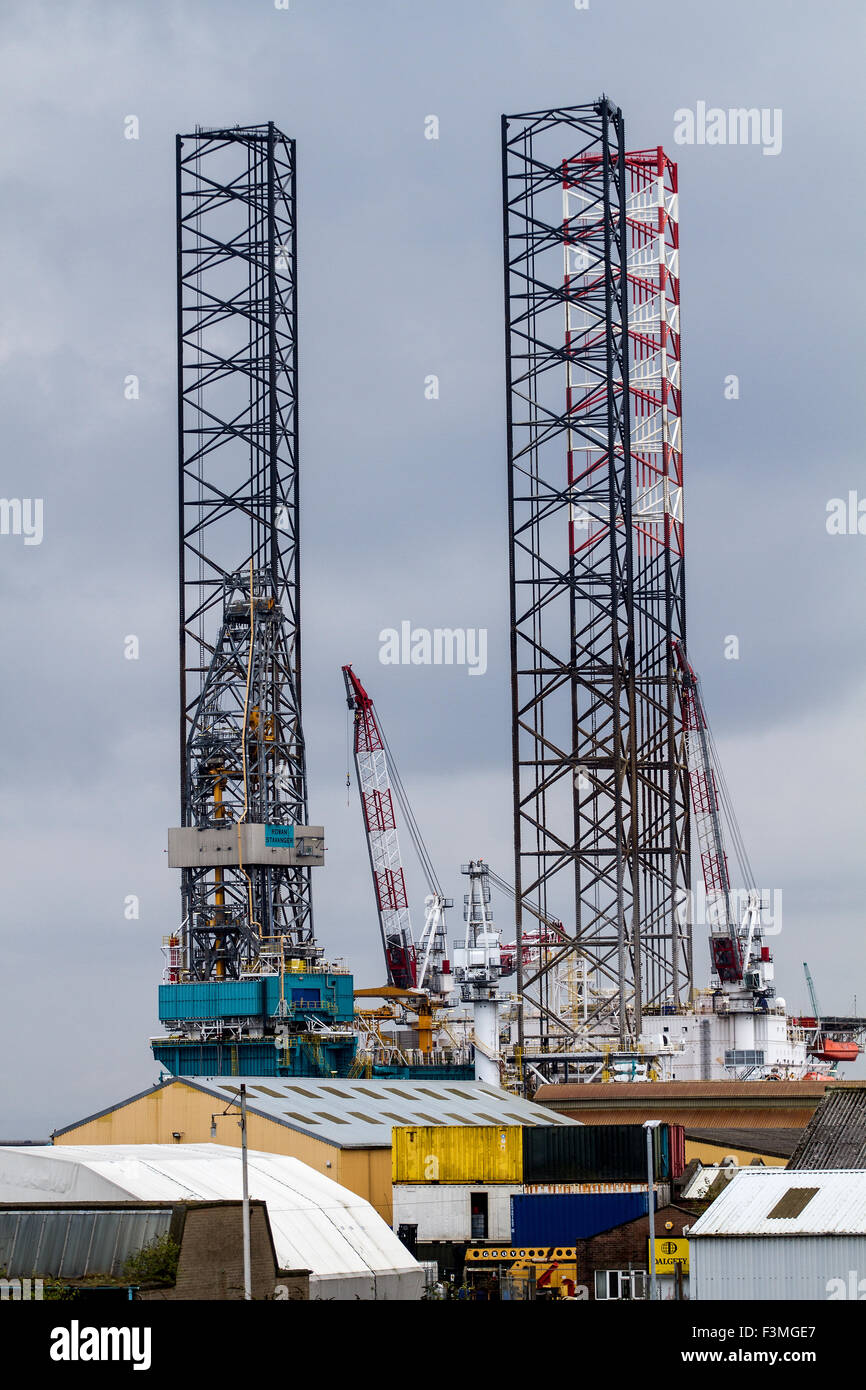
[54,1082,393,1223]
[684,1136,785,1168]
[340,1149,393,1225]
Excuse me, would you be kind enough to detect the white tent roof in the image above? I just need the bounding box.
[0,1144,421,1300]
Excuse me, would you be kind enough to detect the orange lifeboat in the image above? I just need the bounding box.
[810,1039,860,1063]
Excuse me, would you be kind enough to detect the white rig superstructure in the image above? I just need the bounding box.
[452,861,513,1086]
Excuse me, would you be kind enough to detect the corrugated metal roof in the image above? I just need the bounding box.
[575,1110,819,1129]
[688,1168,866,1236]
[226,1078,578,1146]
[685,1128,803,1158]
[788,1083,866,1170]
[536,1080,834,1105]
[532,1081,831,1130]
[57,1078,577,1150]
[0,1144,420,1296]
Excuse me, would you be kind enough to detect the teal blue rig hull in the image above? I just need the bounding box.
[152,974,358,1078]
[151,977,476,1080]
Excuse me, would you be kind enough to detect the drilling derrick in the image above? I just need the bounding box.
[183,570,315,981]
[502,100,691,1074]
[152,124,355,1077]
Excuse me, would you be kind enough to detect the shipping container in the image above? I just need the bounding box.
[392,1125,522,1184]
[393,1184,520,1241]
[158,973,355,1025]
[522,1124,671,1184]
[521,1181,671,1205]
[510,1191,652,1244]
[656,1124,670,1180]
[668,1124,686,1178]
[159,980,266,1022]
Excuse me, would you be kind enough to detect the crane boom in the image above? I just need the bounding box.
[803,962,822,1023]
[672,640,744,983]
[343,665,417,990]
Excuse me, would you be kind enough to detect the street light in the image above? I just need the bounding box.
[642,1120,661,1302]
[210,1083,251,1301]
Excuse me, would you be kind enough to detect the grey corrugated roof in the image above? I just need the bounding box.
[56,1078,578,1151]
[687,1168,866,1236]
[788,1084,866,1170]
[186,1078,578,1147]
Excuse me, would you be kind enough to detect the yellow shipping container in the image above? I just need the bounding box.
[392,1125,523,1184]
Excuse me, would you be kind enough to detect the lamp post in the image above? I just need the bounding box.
[210,1083,251,1300]
[643,1120,661,1302]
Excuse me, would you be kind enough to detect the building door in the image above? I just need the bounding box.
[470,1193,488,1239]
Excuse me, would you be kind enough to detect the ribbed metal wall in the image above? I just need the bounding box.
[691,1235,866,1301]
[522,1124,671,1183]
[393,1127,523,1184]
[393,1124,681,1185]
[511,1192,650,1244]
[0,1209,173,1279]
[158,974,355,1023]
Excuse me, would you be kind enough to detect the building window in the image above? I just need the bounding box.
[470,1193,488,1240]
[724,1049,765,1068]
[595,1270,648,1301]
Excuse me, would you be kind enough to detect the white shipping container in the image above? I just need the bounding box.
[393,1184,521,1242]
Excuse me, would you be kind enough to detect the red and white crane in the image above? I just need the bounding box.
[672,640,762,986]
[342,665,451,998]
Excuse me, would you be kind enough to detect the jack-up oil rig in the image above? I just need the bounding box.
[151,108,865,1088]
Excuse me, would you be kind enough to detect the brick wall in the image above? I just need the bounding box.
[140,1201,280,1301]
[575,1203,693,1299]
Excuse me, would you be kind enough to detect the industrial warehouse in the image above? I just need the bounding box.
[2,0,863,1350]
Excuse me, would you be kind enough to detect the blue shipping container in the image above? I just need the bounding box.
[158,972,356,1025]
[158,981,266,1021]
[510,1192,654,1244]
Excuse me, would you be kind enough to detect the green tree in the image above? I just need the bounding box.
[122,1233,180,1288]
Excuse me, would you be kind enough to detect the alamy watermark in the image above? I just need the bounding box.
[673,103,782,157]
[379,622,487,676]
[674,884,783,934]
[50,1321,152,1370]
[0,497,43,545]
[0,1277,43,1300]
[826,492,866,535]
[826,1271,866,1300]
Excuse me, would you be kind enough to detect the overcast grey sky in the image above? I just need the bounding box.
[1,0,863,1135]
